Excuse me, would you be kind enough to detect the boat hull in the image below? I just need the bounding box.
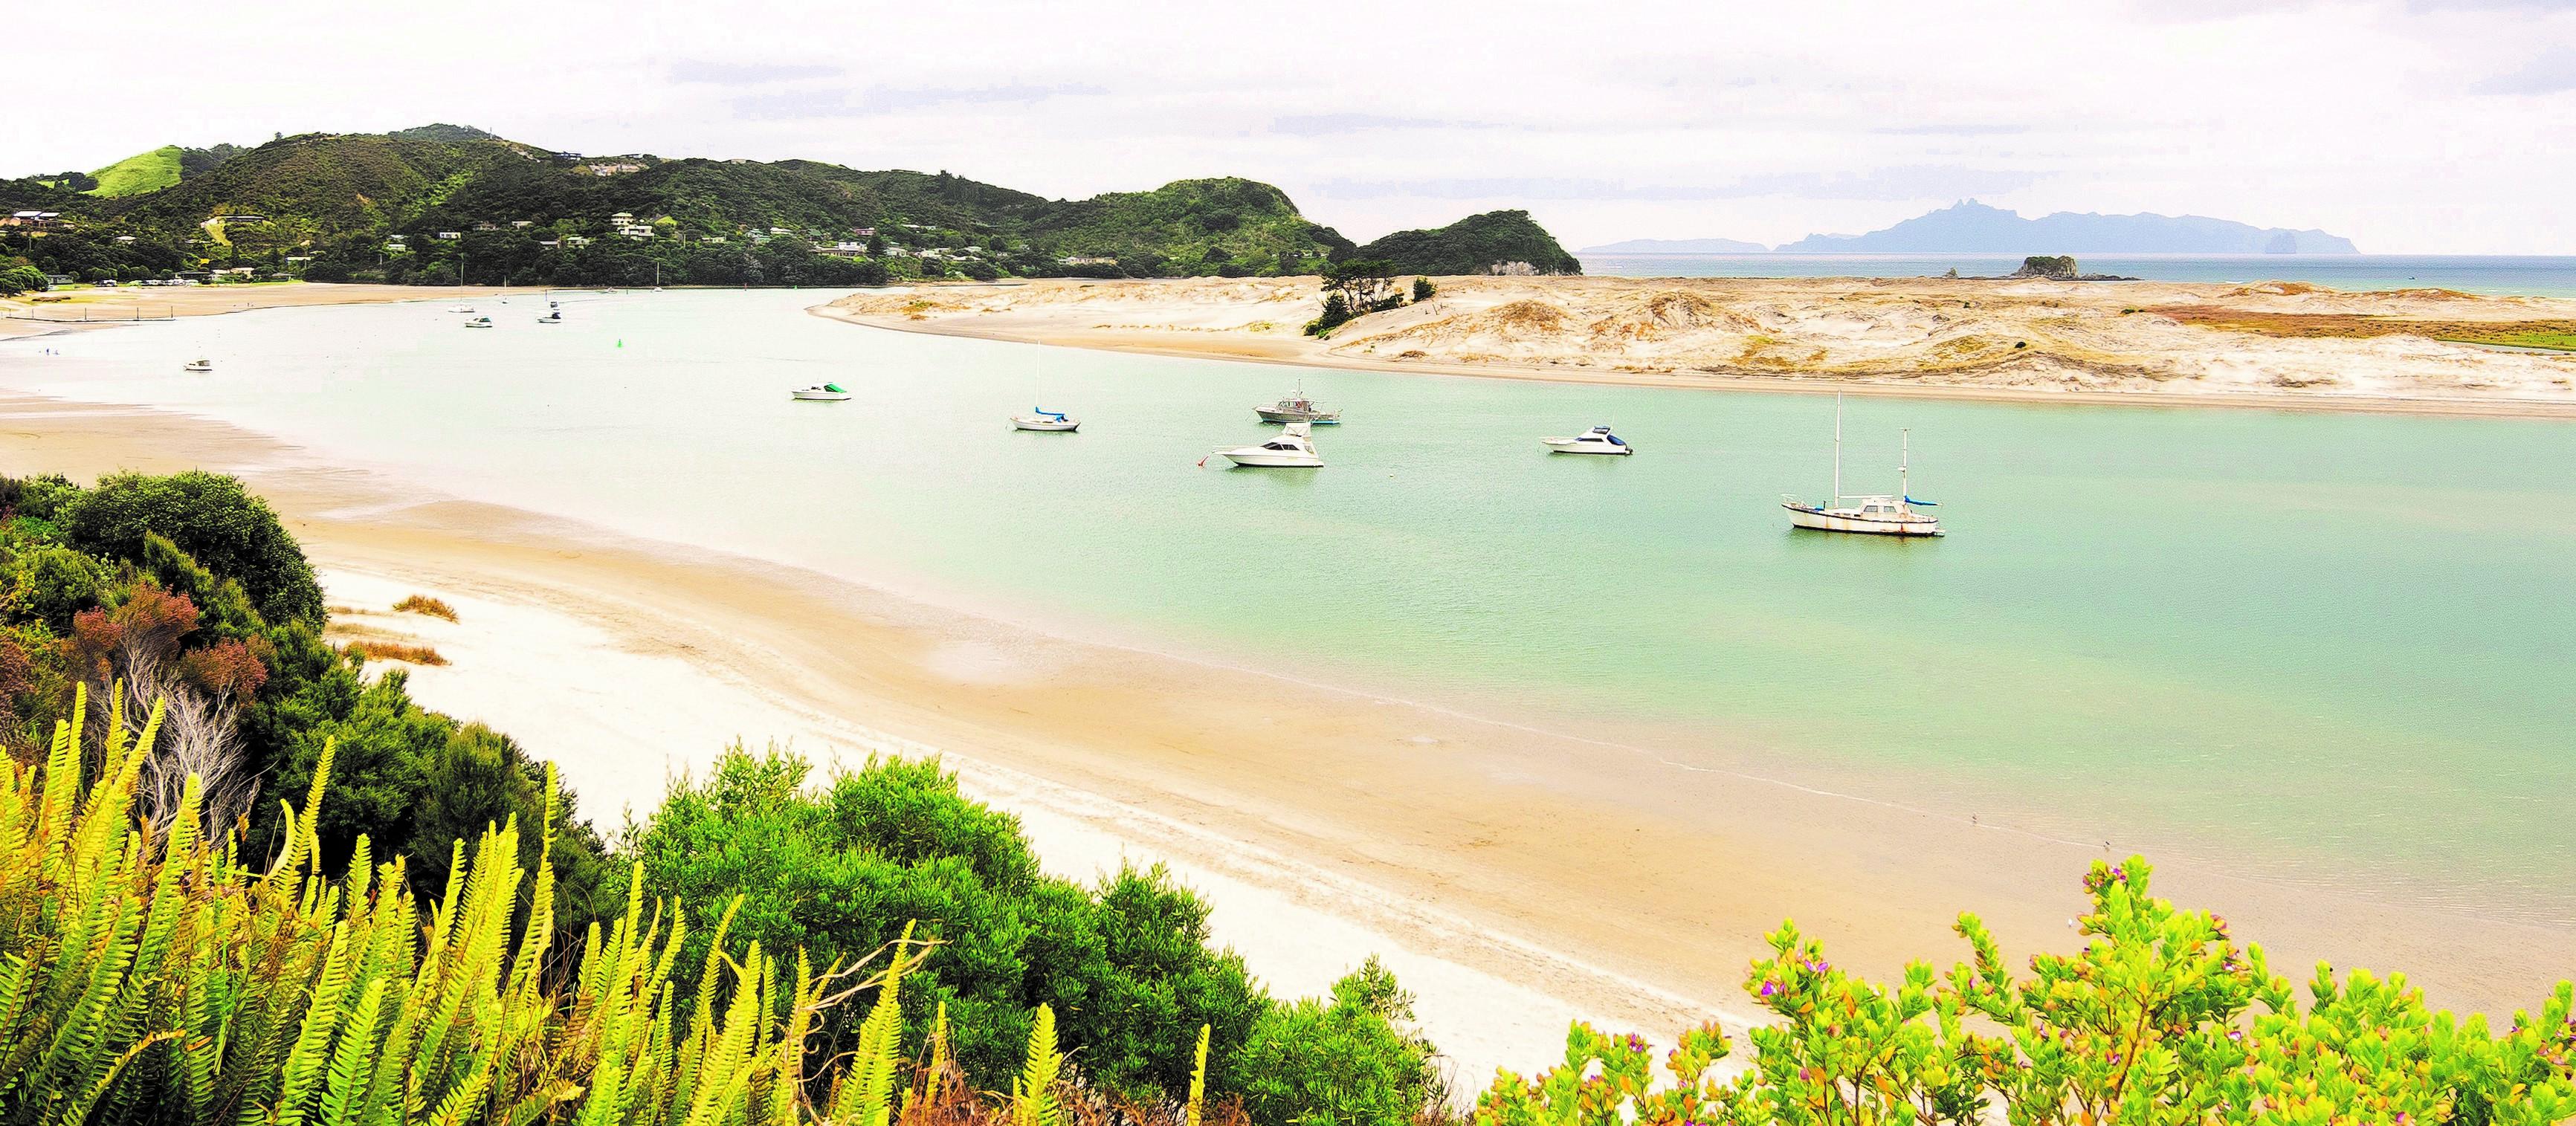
[1221,450,1322,467]
[1543,439,1631,455]
[1256,409,1340,424]
[1782,502,1941,536]
[791,391,851,401]
[1013,418,1079,431]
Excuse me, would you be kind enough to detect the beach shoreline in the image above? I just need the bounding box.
[0,383,2567,1070]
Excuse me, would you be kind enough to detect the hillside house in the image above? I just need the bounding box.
[474,221,499,232]
[436,231,462,240]
[511,220,535,228]
[1059,255,1117,266]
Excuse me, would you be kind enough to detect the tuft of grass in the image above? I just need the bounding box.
[393,593,458,621]
[344,640,448,666]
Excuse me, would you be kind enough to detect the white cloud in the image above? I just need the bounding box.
[7,0,2575,251]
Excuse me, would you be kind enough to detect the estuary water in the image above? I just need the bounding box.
[4,289,2572,923]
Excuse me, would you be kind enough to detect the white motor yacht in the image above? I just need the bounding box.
[537,310,563,323]
[1012,408,1079,432]
[792,383,852,401]
[449,305,475,314]
[183,358,213,373]
[1542,426,1633,455]
[1216,421,1323,467]
[462,316,494,329]
[1781,395,1943,537]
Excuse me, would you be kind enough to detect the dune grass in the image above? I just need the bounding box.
[2157,305,2576,351]
[393,592,459,621]
[343,639,448,665]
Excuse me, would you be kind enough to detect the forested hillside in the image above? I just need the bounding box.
[3,126,1556,287]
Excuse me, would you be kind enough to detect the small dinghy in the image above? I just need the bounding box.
[537,310,563,324]
[792,383,852,401]
[1216,421,1323,467]
[448,305,475,314]
[1542,426,1633,455]
[462,316,494,329]
[1012,408,1079,432]
[183,358,213,373]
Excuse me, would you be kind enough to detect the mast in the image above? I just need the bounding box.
[1899,427,1911,513]
[1831,393,1843,505]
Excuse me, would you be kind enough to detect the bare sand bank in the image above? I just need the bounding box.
[0,282,540,339]
[822,276,2576,418]
[1,392,2567,1046]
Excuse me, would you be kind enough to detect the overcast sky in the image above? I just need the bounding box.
[10,0,2575,253]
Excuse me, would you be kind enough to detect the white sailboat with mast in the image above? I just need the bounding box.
[1781,394,1943,537]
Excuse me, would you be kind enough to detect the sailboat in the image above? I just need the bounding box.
[1781,395,1943,537]
[1012,408,1079,432]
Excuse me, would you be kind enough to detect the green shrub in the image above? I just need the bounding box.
[2,544,105,632]
[624,748,1272,1104]
[62,470,325,626]
[1238,957,1447,1126]
[1473,857,2576,1126]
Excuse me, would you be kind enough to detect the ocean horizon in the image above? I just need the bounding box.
[1575,252,2576,298]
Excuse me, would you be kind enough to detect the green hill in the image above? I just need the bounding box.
[88,146,183,197]
[1351,210,1581,276]
[13,126,1569,287]
[83,143,245,197]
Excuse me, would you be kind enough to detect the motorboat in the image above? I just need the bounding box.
[183,358,213,373]
[1255,381,1340,424]
[1542,426,1633,455]
[1012,408,1079,432]
[1216,421,1323,467]
[448,305,475,314]
[792,383,852,401]
[462,316,494,329]
[537,310,563,323]
[1781,395,1943,537]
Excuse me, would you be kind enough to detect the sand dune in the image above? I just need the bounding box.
[827,276,2576,412]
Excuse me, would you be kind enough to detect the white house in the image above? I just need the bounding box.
[437,231,462,240]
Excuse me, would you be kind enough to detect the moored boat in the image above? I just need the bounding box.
[1255,380,1340,424]
[1781,395,1941,536]
[792,383,852,401]
[1542,426,1633,455]
[1012,408,1079,432]
[463,316,494,329]
[1216,421,1323,467]
[183,358,213,372]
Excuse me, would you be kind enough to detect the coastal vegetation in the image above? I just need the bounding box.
[0,470,2570,1124]
[1,127,1567,288]
[2154,304,2576,352]
[1348,210,1581,276]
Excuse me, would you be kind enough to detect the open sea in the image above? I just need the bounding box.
[1577,253,2576,297]
[3,288,2572,926]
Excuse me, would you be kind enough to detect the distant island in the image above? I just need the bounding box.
[1580,236,1769,253]
[1777,200,2357,254]
[0,126,1580,290]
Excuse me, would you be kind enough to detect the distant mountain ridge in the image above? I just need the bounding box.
[1580,236,1767,254]
[1777,201,2356,254]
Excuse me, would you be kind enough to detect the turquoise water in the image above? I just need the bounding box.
[1578,253,2576,297]
[6,289,2572,919]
